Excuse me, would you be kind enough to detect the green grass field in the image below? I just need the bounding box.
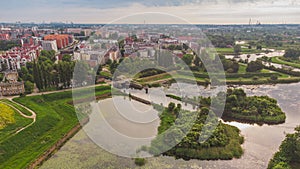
[271,57,300,69]
[216,48,262,55]
[0,102,32,143]
[135,66,293,86]
[0,85,111,169]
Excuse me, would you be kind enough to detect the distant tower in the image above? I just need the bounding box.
[249,18,252,26]
[256,20,261,26]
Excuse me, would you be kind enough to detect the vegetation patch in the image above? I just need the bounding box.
[271,56,300,69]
[148,103,244,161]
[134,158,146,166]
[210,89,285,125]
[268,126,300,169]
[0,103,16,129]
[0,86,111,169]
[167,88,286,125]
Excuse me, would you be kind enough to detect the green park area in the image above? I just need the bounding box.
[0,102,32,142]
[215,47,262,55]
[129,49,300,87]
[0,86,111,169]
[271,56,300,69]
[135,66,299,87]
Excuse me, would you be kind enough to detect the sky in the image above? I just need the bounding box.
[0,0,300,24]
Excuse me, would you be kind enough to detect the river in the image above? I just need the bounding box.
[40,82,300,169]
[224,49,285,63]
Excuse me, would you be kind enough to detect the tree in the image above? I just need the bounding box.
[38,56,51,63]
[268,126,300,169]
[246,60,263,72]
[19,66,29,81]
[183,43,189,50]
[110,60,119,74]
[40,50,56,62]
[134,158,146,166]
[208,35,235,48]
[177,104,182,110]
[168,102,176,112]
[256,45,263,50]
[284,49,300,60]
[96,65,102,75]
[182,54,194,66]
[194,56,201,67]
[106,59,112,65]
[222,59,239,73]
[33,61,43,90]
[24,81,34,94]
[272,162,291,169]
[62,54,72,62]
[270,74,278,81]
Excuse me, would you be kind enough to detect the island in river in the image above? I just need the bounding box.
[147,103,244,161]
[167,88,286,125]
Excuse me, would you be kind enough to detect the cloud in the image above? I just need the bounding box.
[0,0,299,24]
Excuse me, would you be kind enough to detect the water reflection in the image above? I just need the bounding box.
[41,82,300,169]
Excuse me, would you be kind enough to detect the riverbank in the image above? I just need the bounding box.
[135,69,300,87]
[0,85,111,169]
[149,104,244,161]
[38,82,300,169]
[166,88,286,125]
[28,118,89,169]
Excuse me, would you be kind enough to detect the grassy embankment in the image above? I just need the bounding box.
[0,85,111,169]
[215,47,263,55]
[0,102,32,143]
[271,56,300,69]
[135,66,298,86]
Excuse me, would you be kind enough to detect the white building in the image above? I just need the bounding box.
[42,40,58,52]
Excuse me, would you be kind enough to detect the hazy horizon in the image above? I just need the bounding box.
[1,0,299,24]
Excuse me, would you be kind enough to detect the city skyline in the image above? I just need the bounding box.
[0,0,300,24]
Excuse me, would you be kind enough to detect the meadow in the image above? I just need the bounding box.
[0,85,111,169]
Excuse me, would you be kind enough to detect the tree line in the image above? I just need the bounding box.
[268,126,300,169]
[19,50,90,93]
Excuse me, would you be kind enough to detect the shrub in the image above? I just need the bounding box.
[246,60,264,72]
[134,158,146,166]
[252,76,259,81]
[270,74,278,81]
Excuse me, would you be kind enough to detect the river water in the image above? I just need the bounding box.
[224,49,300,73]
[224,49,285,63]
[40,82,300,169]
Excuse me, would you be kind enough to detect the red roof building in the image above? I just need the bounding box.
[0,34,10,40]
[44,34,70,49]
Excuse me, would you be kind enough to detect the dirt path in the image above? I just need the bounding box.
[0,83,109,134]
[0,100,36,133]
